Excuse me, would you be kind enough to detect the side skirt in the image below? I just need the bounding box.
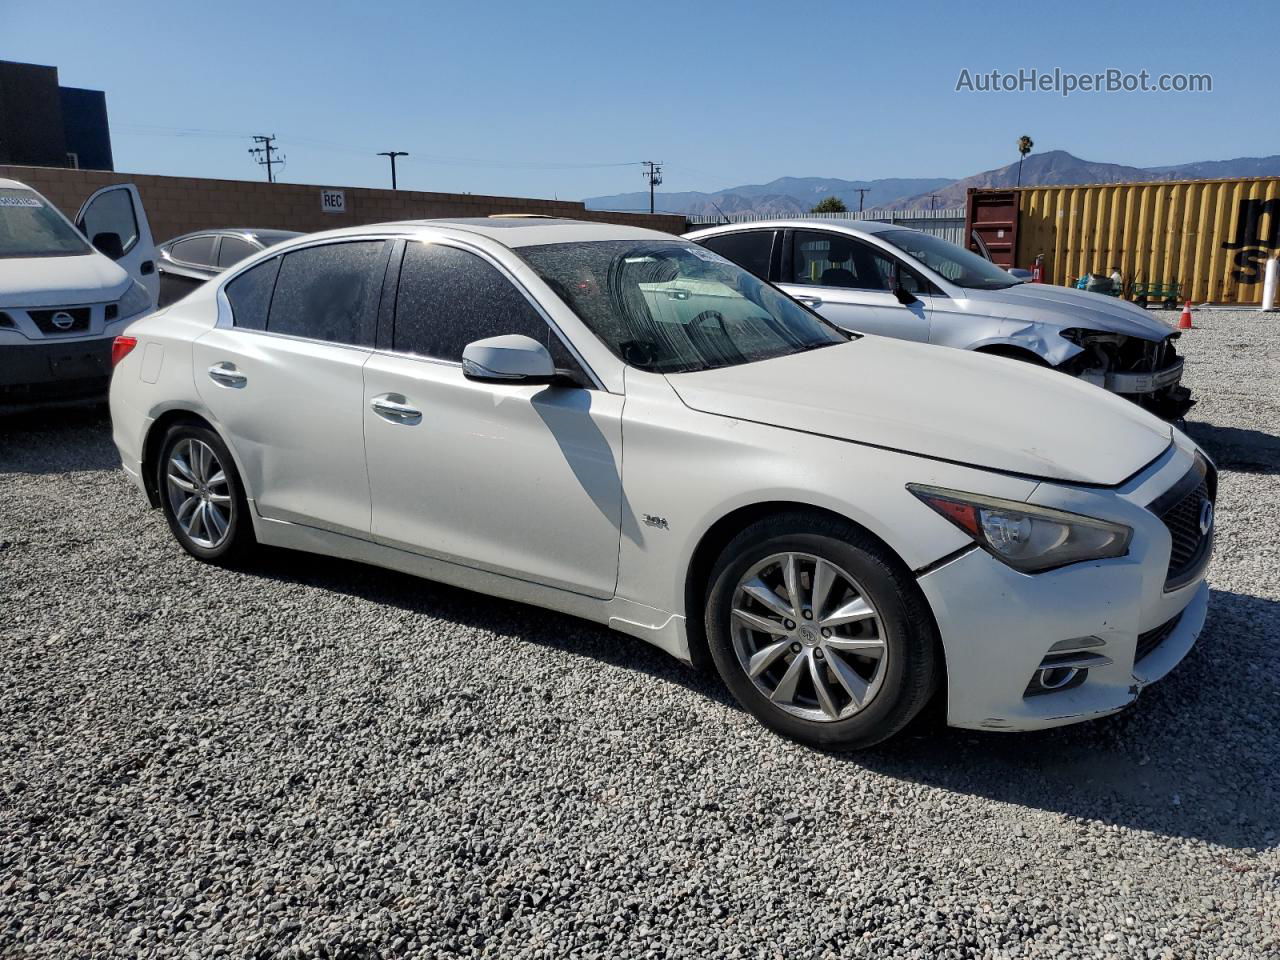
[251,512,691,663]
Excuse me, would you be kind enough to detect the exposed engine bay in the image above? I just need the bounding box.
[1056,329,1194,421]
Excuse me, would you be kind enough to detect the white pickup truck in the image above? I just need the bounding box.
[0,178,158,408]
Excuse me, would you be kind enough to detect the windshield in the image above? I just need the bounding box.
[0,188,91,259]
[519,240,848,374]
[878,229,1020,290]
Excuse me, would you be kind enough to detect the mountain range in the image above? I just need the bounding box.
[584,151,1280,216]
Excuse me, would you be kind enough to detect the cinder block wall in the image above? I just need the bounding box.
[0,164,688,242]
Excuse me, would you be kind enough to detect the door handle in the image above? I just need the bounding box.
[795,295,823,308]
[370,395,422,423]
[207,362,247,388]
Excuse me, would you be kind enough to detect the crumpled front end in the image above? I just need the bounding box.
[1055,329,1195,421]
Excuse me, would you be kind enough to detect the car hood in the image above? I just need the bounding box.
[0,252,131,307]
[963,283,1177,341]
[665,338,1172,486]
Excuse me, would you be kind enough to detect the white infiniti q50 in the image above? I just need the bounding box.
[108,217,1214,749]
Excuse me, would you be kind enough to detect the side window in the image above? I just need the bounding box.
[170,235,216,266]
[871,254,929,294]
[789,230,890,292]
[223,256,280,331]
[217,236,258,268]
[697,231,774,279]
[267,241,385,346]
[77,187,139,255]
[394,241,588,381]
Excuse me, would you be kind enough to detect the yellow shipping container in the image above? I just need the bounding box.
[969,177,1280,305]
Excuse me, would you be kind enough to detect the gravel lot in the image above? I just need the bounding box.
[1,308,1277,959]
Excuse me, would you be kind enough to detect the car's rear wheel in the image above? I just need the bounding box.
[156,423,254,563]
[705,513,938,750]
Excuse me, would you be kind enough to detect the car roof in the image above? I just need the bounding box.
[161,228,304,245]
[377,216,676,248]
[685,218,904,237]
[0,177,35,190]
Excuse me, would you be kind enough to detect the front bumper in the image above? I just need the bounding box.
[0,337,114,403]
[917,545,1209,732]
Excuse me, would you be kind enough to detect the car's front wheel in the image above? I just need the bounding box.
[156,423,255,564]
[705,513,939,750]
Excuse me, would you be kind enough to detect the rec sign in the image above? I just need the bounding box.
[320,189,346,214]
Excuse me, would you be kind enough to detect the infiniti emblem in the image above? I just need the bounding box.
[51,311,75,330]
[1199,499,1214,536]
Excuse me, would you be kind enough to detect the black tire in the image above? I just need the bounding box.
[155,422,255,564]
[704,512,939,751]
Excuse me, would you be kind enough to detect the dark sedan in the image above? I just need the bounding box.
[156,228,302,307]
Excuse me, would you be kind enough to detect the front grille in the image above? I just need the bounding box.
[1149,457,1217,591]
[1136,612,1183,662]
[30,307,91,335]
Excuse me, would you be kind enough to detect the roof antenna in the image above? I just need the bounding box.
[710,199,732,225]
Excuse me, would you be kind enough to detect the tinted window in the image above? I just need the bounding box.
[267,241,385,346]
[224,256,281,331]
[394,242,585,377]
[697,231,774,280]
[170,236,217,266]
[217,236,258,267]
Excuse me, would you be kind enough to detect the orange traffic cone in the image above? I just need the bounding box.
[1178,300,1194,330]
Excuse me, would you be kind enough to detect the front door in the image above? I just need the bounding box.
[193,239,389,537]
[363,239,624,599]
[75,184,158,307]
[778,229,931,341]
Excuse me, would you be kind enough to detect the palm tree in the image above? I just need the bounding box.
[1016,136,1034,187]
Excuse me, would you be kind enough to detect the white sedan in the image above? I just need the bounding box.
[108,217,1214,749]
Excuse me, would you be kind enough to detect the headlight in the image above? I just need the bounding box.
[908,484,1132,573]
[116,280,153,321]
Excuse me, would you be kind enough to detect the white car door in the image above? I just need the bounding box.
[362,239,624,599]
[74,184,158,307]
[778,228,931,341]
[192,239,390,538]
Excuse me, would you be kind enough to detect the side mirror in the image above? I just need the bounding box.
[893,286,919,306]
[91,231,124,260]
[462,334,556,383]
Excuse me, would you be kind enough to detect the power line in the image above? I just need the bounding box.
[248,134,284,183]
[377,150,409,190]
[642,161,663,215]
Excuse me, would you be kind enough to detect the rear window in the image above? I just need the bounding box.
[0,187,90,259]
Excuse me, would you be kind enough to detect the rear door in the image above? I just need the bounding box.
[192,238,391,537]
[75,184,158,307]
[362,238,623,598]
[778,229,931,341]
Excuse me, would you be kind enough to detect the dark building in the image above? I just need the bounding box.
[0,60,114,171]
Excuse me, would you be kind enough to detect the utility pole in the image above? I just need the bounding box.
[855,187,870,213]
[377,150,409,190]
[642,161,663,215]
[248,135,284,183]
[928,193,941,210]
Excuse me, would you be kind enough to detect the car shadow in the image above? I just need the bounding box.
[0,403,121,474]
[246,547,1276,852]
[1183,420,1280,475]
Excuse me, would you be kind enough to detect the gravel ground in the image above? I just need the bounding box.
[1,308,1277,959]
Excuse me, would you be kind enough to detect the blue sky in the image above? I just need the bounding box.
[4,0,1275,201]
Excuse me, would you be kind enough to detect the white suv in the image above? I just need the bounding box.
[0,178,157,407]
[109,218,1213,749]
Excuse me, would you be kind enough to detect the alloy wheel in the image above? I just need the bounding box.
[730,551,889,722]
[165,438,233,549]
